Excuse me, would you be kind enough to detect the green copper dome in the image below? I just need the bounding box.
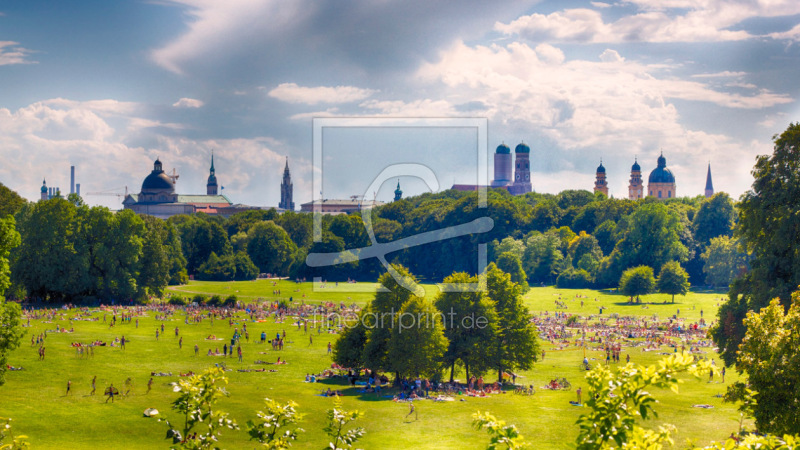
[514,142,530,153]
[496,143,511,154]
[648,153,675,183]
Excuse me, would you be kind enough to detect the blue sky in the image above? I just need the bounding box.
[1,0,799,208]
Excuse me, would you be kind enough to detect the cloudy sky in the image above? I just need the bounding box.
[1,0,799,208]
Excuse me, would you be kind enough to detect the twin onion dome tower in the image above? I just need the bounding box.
[490,142,532,195]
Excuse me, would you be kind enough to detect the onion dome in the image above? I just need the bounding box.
[496,143,511,154]
[41,179,47,193]
[596,161,606,173]
[632,158,641,172]
[514,142,530,153]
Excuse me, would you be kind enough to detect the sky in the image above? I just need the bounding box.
[1,0,800,209]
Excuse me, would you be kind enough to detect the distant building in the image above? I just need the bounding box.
[300,198,385,215]
[628,158,644,200]
[394,180,403,201]
[39,179,61,201]
[647,152,676,199]
[593,161,608,196]
[279,157,294,211]
[123,158,234,219]
[704,163,714,198]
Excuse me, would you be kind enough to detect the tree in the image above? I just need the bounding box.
[434,273,499,382]
[162,367,238,449]
[522,231,563,284]
[386,295,448,379]
[246,398,303,449]
[362,267,417,375]
[0,216,23,389]
[486,263,539,382]
[701,235,748,288]
[323,397,366,450]
[332,314,369,370]
[619,266,655,303]
[575,352,711,449]
[692,192,735,248]
[495,253,527,290]
[138,215,171,297]
[246,221,297,275]
[714,123,800,365]
[0,183,25,219]
[472,411,529,449]
[611,202,688,275]
[725,291,800,435]
[656,261,690,303]
[556,268,593,289]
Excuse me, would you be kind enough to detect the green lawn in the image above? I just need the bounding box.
[0,281,743,449]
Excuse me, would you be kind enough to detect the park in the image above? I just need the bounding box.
[0,279,744,449]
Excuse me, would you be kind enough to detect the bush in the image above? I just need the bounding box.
[208,295,223,307]
[192,294,206,305]
[169,295,187,306]
[556,268,594,289]
[223,295,237,307]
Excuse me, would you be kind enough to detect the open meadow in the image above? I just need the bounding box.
[0,280,744,449]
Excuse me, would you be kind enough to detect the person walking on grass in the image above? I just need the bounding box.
[406,402,417,420]
[576,387,582,405]
[146,377,153,394]
[179,336,183,349]
[309,335,313,346]
[194,344,199,356]
[91,376,97,395]
[66,380,71,396]
[105,384,116,403]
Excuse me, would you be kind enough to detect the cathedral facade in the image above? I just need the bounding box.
[490,142,532,195]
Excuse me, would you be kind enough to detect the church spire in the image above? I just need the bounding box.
[394,179,403,201]
[279,157,294,211]
[705,162,714,198]
[207,150,218,195]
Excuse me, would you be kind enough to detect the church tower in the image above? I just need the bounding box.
[647,152,676,199]
[509,142,532,195]
[207,151,218,195]
[594,160,608,196]
[394,180,403,201]
[279,157,294,211]
[491,143,512,188]
[704,163,714,198]
[40,179,48,201]
[628,157,643,200]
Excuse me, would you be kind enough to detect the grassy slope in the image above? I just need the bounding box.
[0,281,742,449]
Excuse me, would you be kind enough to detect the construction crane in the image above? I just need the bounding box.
[85,186,129,199]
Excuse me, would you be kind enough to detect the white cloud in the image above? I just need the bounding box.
[414,40,788,196]
[172,97,204,108]
[268,83,377,105]
[495,1,800,43]
[0,41,36,65]
[691,71,747,78]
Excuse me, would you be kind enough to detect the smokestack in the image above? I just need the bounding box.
[70,166,75,194]
[76,184,80,196]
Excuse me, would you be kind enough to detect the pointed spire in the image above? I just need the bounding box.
[705,162,714,195]
[210,150,215,172]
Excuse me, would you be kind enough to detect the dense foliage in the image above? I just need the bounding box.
[714,122,800,365]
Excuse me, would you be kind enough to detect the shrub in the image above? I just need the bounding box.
[556,268,593,289]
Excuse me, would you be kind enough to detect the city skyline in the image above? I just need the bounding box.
[2,0,800,208]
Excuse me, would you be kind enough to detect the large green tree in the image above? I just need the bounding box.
[246,221,297,275]
[485,263,539,382]
[434,272,499,381]
[496,252,528,290]
[619,266,655,303]
[0,215,22,387]
[0,183,25,219]
[700,235,748,288]
[714,123,800,365]
[692,192,736,248]
[386,296,449,379]
[612,202,688,275]
[726,291,800,435]
[656,261,690,303]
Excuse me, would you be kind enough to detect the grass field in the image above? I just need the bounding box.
[0,280,744,449]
